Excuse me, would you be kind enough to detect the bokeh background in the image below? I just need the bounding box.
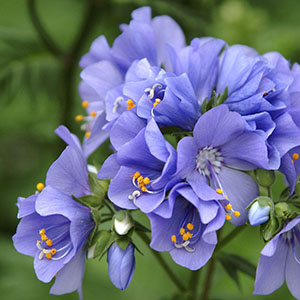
[0,0,298,299]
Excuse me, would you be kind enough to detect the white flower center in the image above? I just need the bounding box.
[196,146,223,176]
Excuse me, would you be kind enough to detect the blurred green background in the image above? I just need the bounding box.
[0,0,298,299]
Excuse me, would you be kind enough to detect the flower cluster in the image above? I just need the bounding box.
[13,6,300,299]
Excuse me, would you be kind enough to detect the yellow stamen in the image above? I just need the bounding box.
[292,160,295,164]
[127,99,136,110]
[234,211,241,217]
[85,131,91,139]
[171,235,177,243]
[187,223,194,230]
[216,188,223,194]
[292,153,299,160]
[50,249,57,255]
[182,233,189,241]
[82,101,89,109]
[41,234,48,241]
[75,115,84,122]
[132,172,141,179]
[225,204,232,211]
[46,239,53,247]
[224,195,229,200]
[39,229,46,235]
[137,176,144,184]
[36,182,45,191]
[45,253,52,259]
[143,177,150,185]
[90,111,97,117]
[153,99,161,108]
[141,186,148,192]
[180,228,185,235]
[187,232,192,239]
[225,214,232,221]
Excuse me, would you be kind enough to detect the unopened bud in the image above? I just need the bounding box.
[248,201,271,226]
[255,169,275,187]
[114,211,133,235]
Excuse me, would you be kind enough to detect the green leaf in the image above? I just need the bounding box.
[115,236,130,250]
[255,169,275,187]
[260,214,281,242]
[79,194,103,208]
[93,230,114,260]
[88,173,107,198]
[201,87,228,114]
[134,221,151,232]
[218,252,256,289]
[0,29,60,103]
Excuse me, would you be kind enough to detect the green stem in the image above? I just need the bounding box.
[103,199,115,215]
[137,231,186,293]
[215,225,246,252]
[188,269,201,299]
[200,258,216,300]
[27,0,65,60]
[267,186,272,198]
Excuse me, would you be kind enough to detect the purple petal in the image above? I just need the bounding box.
[80,61,123,101]
[17,194,37,218]
[83,111,109,157]
[218,167,259,225]
[34,250,65,283]
[46,146,90,198]
[152,15,185,70]
[55,126,82,153]
[50,245,86,299]
[193,105,245,148]
[107,242,136,290]
[187,171,224,201]
[110,111,146,151]
[98,154,120,180]
[145,118,169,162]
[176,136,198,178]
[254,238,288,295]
[221,131,269,170]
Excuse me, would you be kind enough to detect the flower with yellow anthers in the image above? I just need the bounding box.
[153,98,161,108]
[126,99,136,110]
[82,101,89,108]
[36,183,45,192]
[75,115,84,122]
[85,131,91,139]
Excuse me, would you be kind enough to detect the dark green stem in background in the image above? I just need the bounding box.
[27,0,65,60]
[137,231,186,293]
[187,269,201,299]
[215,225,246,252]
[27,0,98,132]
[200,258,216,300]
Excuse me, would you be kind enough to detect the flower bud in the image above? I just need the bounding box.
[113,211,133,235]
[248,201,271,226]
[255,169,275,187]
[107,242,135,290]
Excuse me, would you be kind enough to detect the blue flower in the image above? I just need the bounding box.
[248,201,271,226]
[176,105,270,225]
[99,118,179,217]
[107,242,136,290]
[123,58,200,130]
[168,37,226,103]
[254,217,300,299]
[149,183,225,270]
[77,6,186,156]
[13,126,94,299]
[111,6,185,72]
